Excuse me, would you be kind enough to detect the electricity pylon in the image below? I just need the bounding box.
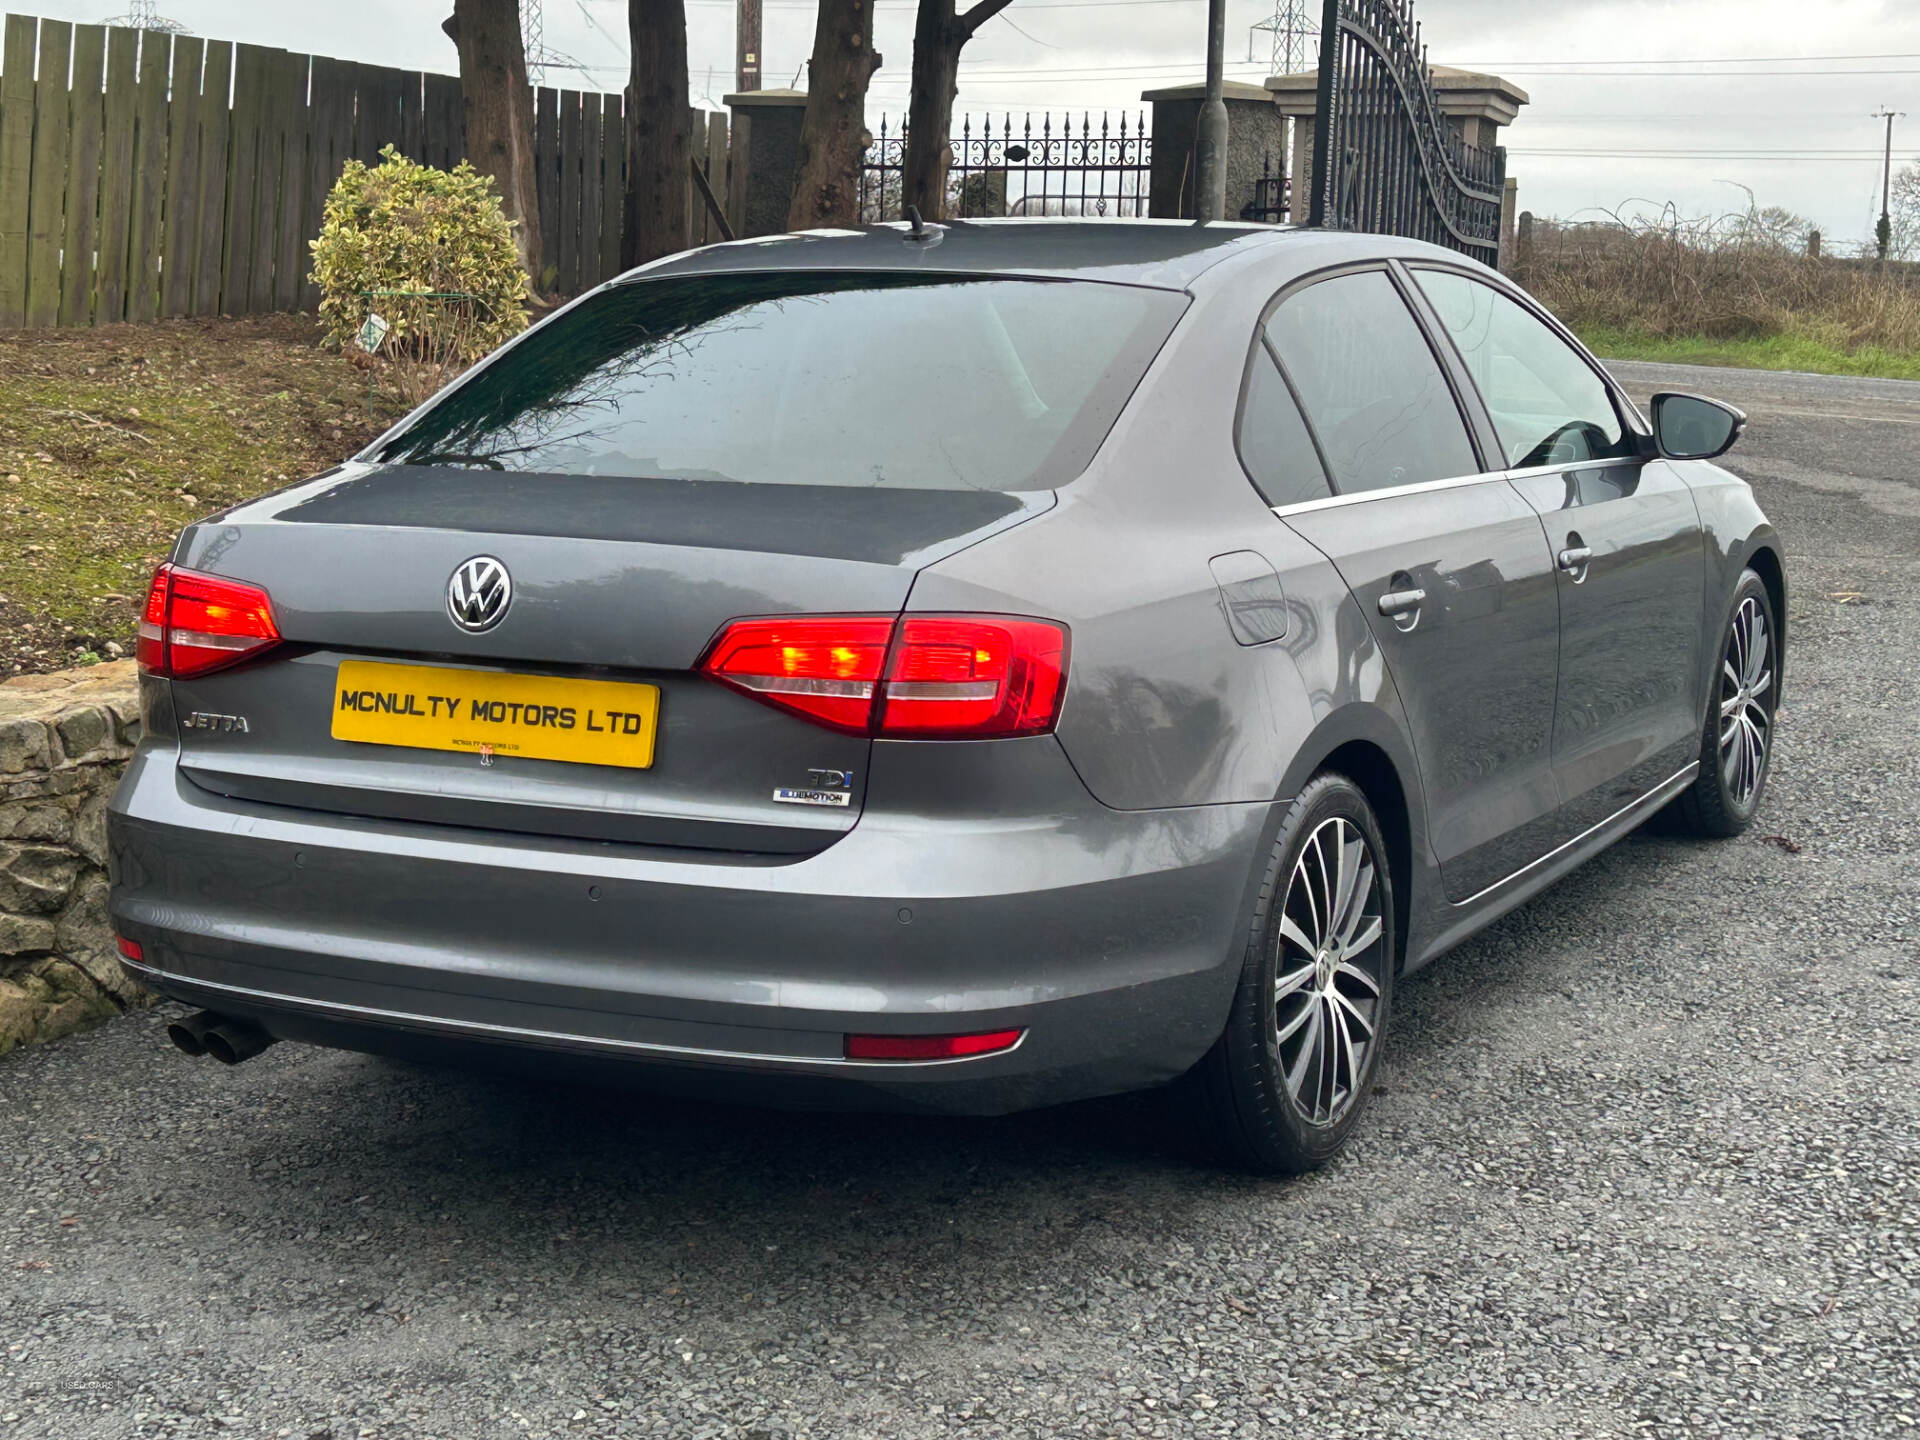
[99,0,185,32]
[522,0,586,88]
[1249,0,1318,74]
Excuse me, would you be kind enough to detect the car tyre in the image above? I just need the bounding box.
[1671,568,1778,839]
[1193,773,1396,1175]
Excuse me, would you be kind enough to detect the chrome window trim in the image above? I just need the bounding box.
[1269,468,1503,518]
[1269,451,1651,519]
[1501,454,1646,484]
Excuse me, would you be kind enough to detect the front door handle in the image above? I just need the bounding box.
[1377,587,1427,617]
[1557,545,1593,572]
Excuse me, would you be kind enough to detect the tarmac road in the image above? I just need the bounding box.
[2,360,1915,1439]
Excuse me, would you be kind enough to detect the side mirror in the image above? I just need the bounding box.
[1651,392,1746,461]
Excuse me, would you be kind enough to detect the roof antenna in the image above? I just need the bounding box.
[900,204,944,247]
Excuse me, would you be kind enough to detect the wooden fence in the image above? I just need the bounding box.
[0,13,732,330]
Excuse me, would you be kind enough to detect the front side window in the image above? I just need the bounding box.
[374,272,1188,492]
[1414,269,1636,469]
[1265,270,1479,495]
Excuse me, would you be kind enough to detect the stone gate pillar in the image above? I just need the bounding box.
[1142,82,1288,221]
[723,88,809,238]
[1263,72,1318,223]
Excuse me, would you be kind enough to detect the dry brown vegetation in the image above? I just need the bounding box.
[1521,212,1920,372]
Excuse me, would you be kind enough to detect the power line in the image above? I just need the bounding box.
[875,59,1270,78]
[1453,51,1920,67]
[855,62,1920,87]
[869,65,1920,85]
[664,0,1206,8]
[1511,152,1887,163]
[1516,148,1892,155]
[1516,158,1887,165]
[1471,67,1920,77]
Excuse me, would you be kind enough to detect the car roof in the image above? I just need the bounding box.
[628,218,1305,290]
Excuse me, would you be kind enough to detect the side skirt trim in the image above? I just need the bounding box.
[1410,762,1699,971]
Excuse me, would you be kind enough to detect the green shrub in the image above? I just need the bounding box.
[310,146,530,392]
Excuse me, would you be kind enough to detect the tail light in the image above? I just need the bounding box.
[697,617,893,731]
[136,564,281,679]
[701,614,1069,738]
[845,1029,1024,1061]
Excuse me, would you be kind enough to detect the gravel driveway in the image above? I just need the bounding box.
[3,360,1915,1439]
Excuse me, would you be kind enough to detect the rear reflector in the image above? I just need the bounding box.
[701,614,1068,738]
[137,563,281,679]
[844,1029,1025,1061]
[115,936,143,962]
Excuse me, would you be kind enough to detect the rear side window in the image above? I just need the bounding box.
[1265,270,1479,494]
[374,272,1188,492]
[1413,268,1635,469]
[1237,344,1332,507]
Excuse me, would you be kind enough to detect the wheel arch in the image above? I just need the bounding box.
[1319,740,1415,975]
[1744,540,1787,706]
[1274,705,1425,975]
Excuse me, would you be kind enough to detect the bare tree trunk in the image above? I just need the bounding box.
[787,0,882,230]
[443,0,543,285]
[902,0,1011,221]
[624,0,691,268]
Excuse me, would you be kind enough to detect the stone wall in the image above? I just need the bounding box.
[0,661,149,1056]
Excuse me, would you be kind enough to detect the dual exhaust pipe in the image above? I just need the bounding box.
[167,1010,276,1066]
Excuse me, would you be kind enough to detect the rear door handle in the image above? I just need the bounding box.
[1557,546,1592,572]
[1377,588,1427,617]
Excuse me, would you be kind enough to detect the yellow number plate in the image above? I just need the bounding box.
[331,661,660,770]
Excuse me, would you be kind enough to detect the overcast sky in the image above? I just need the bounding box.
[19,0,1920,248]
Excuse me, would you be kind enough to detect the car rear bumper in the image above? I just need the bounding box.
[108,742,1273,1115]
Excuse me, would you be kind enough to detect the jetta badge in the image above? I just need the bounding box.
[447,556,512,633]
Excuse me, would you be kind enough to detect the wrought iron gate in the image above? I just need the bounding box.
[1307,0,1506,263]
[860,112,1152,223]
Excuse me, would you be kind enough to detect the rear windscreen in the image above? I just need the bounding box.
[373,272,1187,492]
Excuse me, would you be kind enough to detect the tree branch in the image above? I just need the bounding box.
[957,0,1015,40]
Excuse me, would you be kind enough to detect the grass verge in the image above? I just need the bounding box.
[1582,327,1920,382]
[0,317,402,678]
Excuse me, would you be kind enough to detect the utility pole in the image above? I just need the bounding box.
[1194,0,1228,221]
[737,0,762,91]
[1875,106,1904,262]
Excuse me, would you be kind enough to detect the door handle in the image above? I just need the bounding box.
[1557,545,1593,572]
[1377,588,1427,617]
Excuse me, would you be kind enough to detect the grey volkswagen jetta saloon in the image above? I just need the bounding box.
[108,220,1783,1173]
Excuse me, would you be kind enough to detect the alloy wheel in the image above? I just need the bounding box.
[1718,594,1774,808]
[1271,816,1388,1126]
